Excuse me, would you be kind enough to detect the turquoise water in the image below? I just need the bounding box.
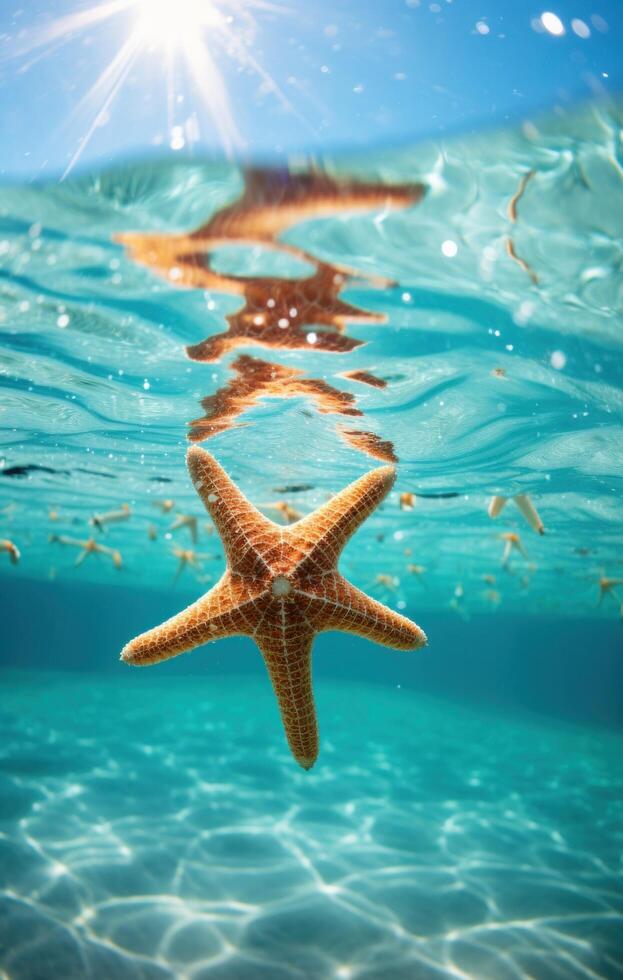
[1,671,622,979]
[1,99,623,977]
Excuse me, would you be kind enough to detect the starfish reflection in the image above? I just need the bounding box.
[188,354,363,442]
[118,166,425,464]
[118,168,424,291]
[185,263,378,363]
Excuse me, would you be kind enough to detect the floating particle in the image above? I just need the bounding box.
[541,11,565,36]
[57,314,70,329]
[514,299,535,325]
[441,239,458,257]
[550,350,566,370]
[571,18,590,38]
[170,126,185,150]
[476,21,490,34]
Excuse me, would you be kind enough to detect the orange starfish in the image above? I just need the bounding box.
[500,531,527,568]
[399,492,415,511]
[89,502,131,533]
[488,493,544,535]
[261,501,304,525]
[121,447,427,769]
[171,546,217,582]
[170,513,199,544]
[0,539,20,564]
[597,574,623,607]
[50,534,122,569]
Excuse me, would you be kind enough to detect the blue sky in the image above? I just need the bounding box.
[0,0,621,178]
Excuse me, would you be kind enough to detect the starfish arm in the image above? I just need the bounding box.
[186,447,277,576]
[513,494,545,535]
[289,466,395,575]
[255,623,318,770]
[121,575,264,666]
[300,574,426,650]
[488,495,508,519]
[501,540,512,567]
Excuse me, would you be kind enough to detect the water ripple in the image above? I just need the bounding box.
[0,100,622,618]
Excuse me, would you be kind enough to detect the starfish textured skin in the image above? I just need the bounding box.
[121,447,427,770]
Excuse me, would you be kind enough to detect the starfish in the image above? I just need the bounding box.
[171,546,217,582]
[500,531,527,568]
[400,492,416,511]
[121,447,427,769]
[489,493,544,535]
[261,501,304,525]
[89,503,131,532]
[50,534,122,569]
[170,513,199,544]
[1,539,20,564]
[597,574,623,607]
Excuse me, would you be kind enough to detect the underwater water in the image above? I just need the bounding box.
[1,99,623,977]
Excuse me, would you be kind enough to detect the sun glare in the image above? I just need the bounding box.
[138,0,219,46]
[2,0,290,176]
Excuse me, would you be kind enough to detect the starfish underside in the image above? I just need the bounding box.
[121,448,426,769]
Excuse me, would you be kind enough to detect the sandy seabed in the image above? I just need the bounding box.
[1,670,622,979]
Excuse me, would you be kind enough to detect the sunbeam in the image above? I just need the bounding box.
[2,0,290,175]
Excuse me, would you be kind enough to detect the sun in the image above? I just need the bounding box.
[138,0,222,46]
[2,0,291,176]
